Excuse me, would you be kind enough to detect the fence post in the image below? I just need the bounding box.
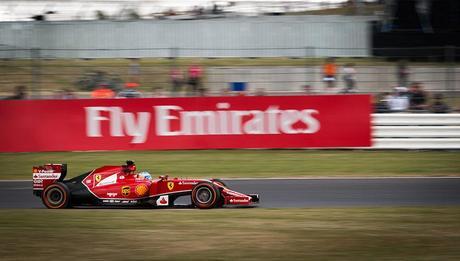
[169,47,179,68]
[168,47,179,94]
[305,47,315,91]
[30,48,41,99]
[444,45,455,93]
[169,47,179,60]
[454,47,458,99]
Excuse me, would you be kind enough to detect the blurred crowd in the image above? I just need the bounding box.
[320,58,454,113]
[2,59,457,114]
[373,83,451,113]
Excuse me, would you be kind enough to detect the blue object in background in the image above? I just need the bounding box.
[230,82,247,92]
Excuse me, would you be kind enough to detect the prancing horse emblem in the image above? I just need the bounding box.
[167,182,174,191]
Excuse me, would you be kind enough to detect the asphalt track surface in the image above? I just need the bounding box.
[1,178,460,208]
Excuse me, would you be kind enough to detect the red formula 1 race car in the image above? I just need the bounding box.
[32,161,259,209]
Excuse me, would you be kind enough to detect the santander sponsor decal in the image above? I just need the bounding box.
[33,173,61,180]
[85,103,320,144]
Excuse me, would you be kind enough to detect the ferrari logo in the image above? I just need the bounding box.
[167,182,174,191]
[95,174,102,183]
[122,186,130,196]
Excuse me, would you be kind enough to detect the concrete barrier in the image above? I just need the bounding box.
[372,113,460,149]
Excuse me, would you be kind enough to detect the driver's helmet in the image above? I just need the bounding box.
[138,171,152,180]
[122,160,136,174]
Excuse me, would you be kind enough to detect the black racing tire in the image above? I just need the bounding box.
[212,179,227,208]
[191,182,221,209]
[42,182,71,209]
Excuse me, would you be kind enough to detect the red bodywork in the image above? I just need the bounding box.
[32,164,64,191]
[33,163,258,208]
[82,165,255,206]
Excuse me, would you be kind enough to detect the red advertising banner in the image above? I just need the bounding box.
[0,95,371,152]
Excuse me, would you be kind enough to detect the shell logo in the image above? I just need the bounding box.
[135,184,149,196]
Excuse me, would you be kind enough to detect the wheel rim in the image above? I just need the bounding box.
[196,187,213,204]
[47,188,63,205]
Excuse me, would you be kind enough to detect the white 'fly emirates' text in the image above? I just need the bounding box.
[85,103,320,144]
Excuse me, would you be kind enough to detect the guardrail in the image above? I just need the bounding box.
[372,114,460,149]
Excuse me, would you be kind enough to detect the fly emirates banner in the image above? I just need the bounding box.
[0,95,372,152]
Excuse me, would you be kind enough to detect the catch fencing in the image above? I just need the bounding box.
[0,17,371,59]
[0,46,459,98]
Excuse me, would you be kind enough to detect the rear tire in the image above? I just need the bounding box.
[42,182,71,209]
[191,182,220,209]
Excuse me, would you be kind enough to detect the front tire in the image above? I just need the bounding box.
[191,182,220,209]
[42,182,71,209]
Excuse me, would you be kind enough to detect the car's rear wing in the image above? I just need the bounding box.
[32,164,67,196]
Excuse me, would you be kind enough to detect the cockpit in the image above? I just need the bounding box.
[122,160,152,180]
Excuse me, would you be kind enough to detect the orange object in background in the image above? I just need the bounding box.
[91,87,115,98]
[125,82,139,88]
[323,63,337,76]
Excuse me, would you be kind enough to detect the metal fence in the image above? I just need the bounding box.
[0,17,371,58]
[0,46,459,101]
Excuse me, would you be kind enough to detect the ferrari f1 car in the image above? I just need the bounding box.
[33,161,259,209]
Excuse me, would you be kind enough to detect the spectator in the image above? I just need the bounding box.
[108,73,124,92]
[373,92,390,113]
[254,88,266,96]
[170,67,183,95]
[303,84,312,94]
[91,84,115,99]
[396,60,410,87]
[128,58,140,83]
[55,89,77,99]
[5,85,27,100]
[322,57,337,89]
[53,90,65,99]
[416,0,434,33]
[187,64,203,95]
[408,82,428,110]
[117,82,143,98]
[212,4,222,14]
[429,93,451,113]
[341,63,356,93]
[62,89,77,99]
[220,87,230,96]
[151,87,167,98]
[387,87,409,112]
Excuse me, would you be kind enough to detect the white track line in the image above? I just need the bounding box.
[1,176,460,182]
[223,176,460,180]
[0,180,32,182]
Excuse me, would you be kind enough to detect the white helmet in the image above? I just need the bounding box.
[138,171,152,180]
